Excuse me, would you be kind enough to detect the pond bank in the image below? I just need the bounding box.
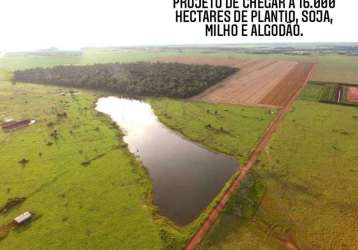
[96,96,238,226]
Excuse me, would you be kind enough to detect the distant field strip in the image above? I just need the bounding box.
[300,82,358,106]
[347,87,358,102]
[159,56,314,107]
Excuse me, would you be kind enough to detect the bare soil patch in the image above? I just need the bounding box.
[0,119,34,131]
[0,197,26,214]
[260,63,315,106]
[0,223,13,239]
[158,56,314,107]
[347,87,358,102]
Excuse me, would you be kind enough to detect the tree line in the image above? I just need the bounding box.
[14,62,237,98]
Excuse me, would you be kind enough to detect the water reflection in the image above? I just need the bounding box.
[96,97,238,225]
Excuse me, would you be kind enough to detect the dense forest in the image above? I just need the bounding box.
[14,62,237,98]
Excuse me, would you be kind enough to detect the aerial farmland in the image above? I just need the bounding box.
[0,44,357,249]
[159,56,314,107]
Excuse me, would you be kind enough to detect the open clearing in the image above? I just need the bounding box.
[159,56,314,107]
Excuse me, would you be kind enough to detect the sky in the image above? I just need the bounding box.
[0,0,357,52]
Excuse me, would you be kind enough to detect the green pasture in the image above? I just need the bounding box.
[198,101,358,249]
[0,82,166,249]
[149,98,276,164]
[2,49,358,85]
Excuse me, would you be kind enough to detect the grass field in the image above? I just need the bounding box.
[149,98,277,164]
[299,84,326,102]
[300,83,338,103]
[0,81,170,249]
[205,53,358,85]
[198,101,358,249]
[2,49,358,85]
[0,69,12,81]
[0,50,170,71]
[162,52,358,85]
[1,49,358,249]
[0,81,278,249]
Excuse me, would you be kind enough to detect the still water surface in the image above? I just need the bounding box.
[96,97,238,225]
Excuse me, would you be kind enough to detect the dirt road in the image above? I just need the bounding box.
[184,63,316,250]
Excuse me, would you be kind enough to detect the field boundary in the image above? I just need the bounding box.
[184,63,315,250]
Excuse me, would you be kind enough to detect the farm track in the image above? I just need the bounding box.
[184,63,316,250]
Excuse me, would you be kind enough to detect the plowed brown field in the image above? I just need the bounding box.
[347,87,358,102]
[260,63,314,106]
[158,56,314,107]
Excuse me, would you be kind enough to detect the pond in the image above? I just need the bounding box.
[96,97,238,225]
